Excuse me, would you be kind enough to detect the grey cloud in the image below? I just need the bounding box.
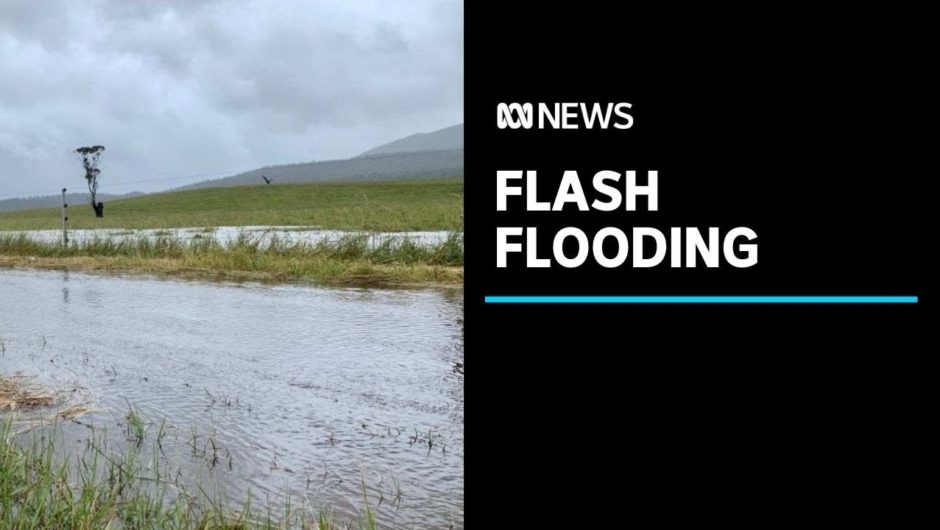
[0,0,462,197]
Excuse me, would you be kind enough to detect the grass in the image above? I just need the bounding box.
[1,375,95,435]
[0,232,463,286]
[0,376,55,411]
[0,179,463,232]
[0,418,381,529]
[0,374,390,528]
[125,402,146,448]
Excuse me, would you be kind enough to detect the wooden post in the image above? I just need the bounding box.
[61,188,69,245]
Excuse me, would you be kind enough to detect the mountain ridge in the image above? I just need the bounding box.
[358,124,462,157]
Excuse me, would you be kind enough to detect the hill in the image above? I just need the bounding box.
[358,124,462,157]
[0,179,463,232]
[0,124,464,213]
[181,148,462,191]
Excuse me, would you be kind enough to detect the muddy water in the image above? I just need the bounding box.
[0,269,463,529]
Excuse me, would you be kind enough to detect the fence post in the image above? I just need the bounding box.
[61,188,69,245]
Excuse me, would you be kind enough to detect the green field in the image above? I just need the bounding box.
[0,179,463,232]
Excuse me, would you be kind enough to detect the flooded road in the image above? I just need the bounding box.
[0,269,463,528]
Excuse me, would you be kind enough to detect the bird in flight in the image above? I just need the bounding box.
[262,175,272,185]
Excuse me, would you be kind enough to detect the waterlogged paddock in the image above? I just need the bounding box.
[0,228,463,286]
[1,226,452,248]
[0,270,463,528]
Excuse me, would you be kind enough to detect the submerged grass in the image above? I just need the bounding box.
[0,232,463,286]
[0,376,56,411]
[0,419,381,529]
[0,376,95,434]
[1,371,399,528]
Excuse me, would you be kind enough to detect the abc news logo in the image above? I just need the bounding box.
[496,102,633,130]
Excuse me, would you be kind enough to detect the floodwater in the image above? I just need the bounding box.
[2,226,452,247]
[0,269,464,529]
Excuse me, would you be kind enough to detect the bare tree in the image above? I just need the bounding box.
[75,145,106,217]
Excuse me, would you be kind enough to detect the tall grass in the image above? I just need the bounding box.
[0,233,463,285]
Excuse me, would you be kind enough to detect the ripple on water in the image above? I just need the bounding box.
[0,269,464,529]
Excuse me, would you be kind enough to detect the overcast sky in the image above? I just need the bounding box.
[0,0,462,198]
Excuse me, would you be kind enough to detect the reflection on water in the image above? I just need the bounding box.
[0,269,463,528]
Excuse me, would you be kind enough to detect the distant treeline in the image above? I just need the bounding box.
[0,192,141,213]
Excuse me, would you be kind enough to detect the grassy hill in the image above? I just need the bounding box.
[181,148,462,190]
[0,179,463,232]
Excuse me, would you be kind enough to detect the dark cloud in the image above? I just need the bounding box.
[0,0,462,197]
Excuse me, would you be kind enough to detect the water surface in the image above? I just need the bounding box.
[0,269,463,528]
[1,226,452,247]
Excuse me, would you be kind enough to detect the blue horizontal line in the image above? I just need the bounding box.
[485,296,918,304]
